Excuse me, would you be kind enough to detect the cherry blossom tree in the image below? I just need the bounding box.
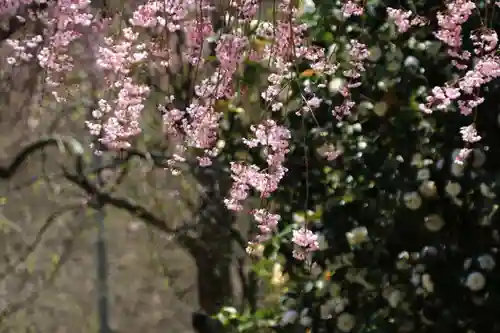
[1,0,500,331]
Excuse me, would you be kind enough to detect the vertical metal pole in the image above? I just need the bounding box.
[85,14,110,327]
[91,148,110,333]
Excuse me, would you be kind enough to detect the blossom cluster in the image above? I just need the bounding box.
[225,119,291,244]
[2,0,498,262]
[415,0,500,164]
[386,7,427,33]
[87,27,151,151]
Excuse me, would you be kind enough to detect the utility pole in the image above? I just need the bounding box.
[85,7,111,325]
[90,144,110,333]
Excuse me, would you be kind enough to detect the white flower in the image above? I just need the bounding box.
[301,0,316,13]
[411,273,420,286]
[332,297,348,314]
[328,78,345,94]
[249,20,259,30]
[421,273,434,293]
[445,181,461,197]
[419,180,437,198]
[316,280,325,290]
[404,55,419,67]
[398,251,410,260]
[280,310,298,325]
[412,153,423,166]
[358,101,374,113]
[424,214,445,232]
[320,303,333,319]
[346,226,369,246]
[421,246,438,257]
[480,183,496,199]
[451,162,464,177]
[368,46,382,62]
[216,140,226,149]
[404,192,422,210]
[416,168,430,181]
[300,316,312,326]
[271,263,287,286]
[337,313,356,332]
[317,234,328,251]
[352,123,362,132]
[478,254,496,271]
[388,290,402,308]
[293,213,306,223]
[320,300,338,319]
[466,271,486,291]
[463,258,472,270]
[373,101,388,116]
[246,243,264,257]
[357,141,367,150]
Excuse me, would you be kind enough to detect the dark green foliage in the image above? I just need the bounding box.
[265,1,500,333]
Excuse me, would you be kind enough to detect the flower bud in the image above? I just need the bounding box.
[404,192,422,210]
[419,180,437,198]
[337,313,356,332]
[466,271,486,291]
[424,214,445,232]
[346,226,369,246]
[478,254,495,271]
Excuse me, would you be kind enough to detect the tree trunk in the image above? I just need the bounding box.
[185,167,238,315]
[193,247,233,315]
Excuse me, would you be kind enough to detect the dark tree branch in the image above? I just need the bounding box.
[236,257,258,314]
[192,311,225,333]
[0,16,26,42]
[0,1,50,43]
[63,151,208,255]
[0,136,186,236]
[63,168,176,235]
[0,135,243,255]
[0,204,84,284]
[0,206,88,325]
[0,136,83,179]
[0,0,112,44]
[0,134,248,281]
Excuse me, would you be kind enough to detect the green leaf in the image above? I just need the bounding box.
[322,32,334,44]
[163,278,169,290]
[237,321,255,332]
[51,253,60,266]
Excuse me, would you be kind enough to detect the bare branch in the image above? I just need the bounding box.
[63,167,179,234]
[0,2,49,43]
[0,206,89,325]
[0,203,85,285]
[0,136,83,179]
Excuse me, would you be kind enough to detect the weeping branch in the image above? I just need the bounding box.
[0,205,88,325]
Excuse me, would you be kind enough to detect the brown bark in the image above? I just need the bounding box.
[187,168,237,315]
